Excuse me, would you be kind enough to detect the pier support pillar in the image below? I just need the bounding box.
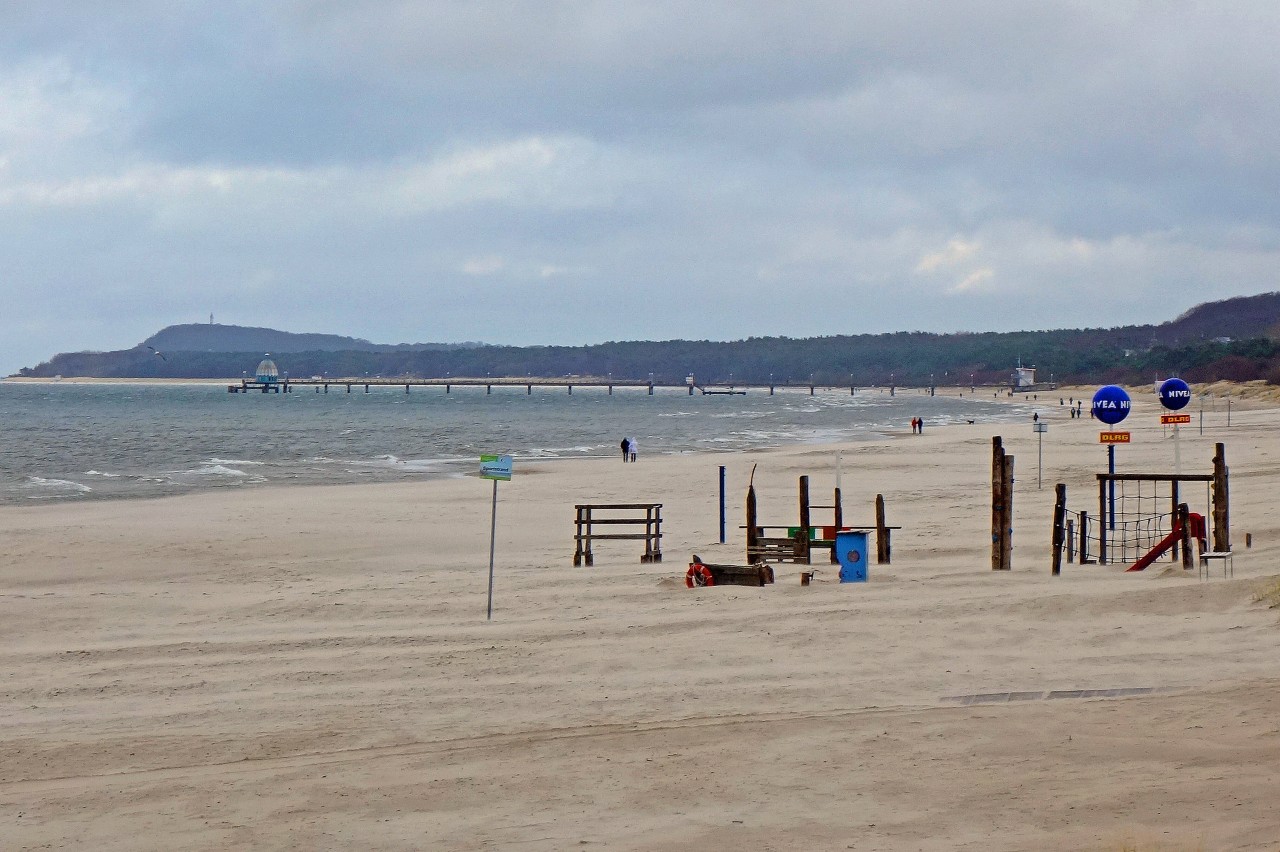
[487,384,491,394]
[527,384,532,395]
[648,383,653,395]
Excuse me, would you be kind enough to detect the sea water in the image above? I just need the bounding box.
[0,382,1036,504]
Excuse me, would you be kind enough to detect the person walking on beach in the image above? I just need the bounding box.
[627,436,638,462]
[916,417,924,434]
[620,437,630,462]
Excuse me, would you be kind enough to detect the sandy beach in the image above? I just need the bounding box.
[3,390,1279,850]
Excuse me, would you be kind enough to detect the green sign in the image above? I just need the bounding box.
[480,454,513,481]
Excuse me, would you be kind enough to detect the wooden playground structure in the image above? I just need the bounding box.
[744,474,895,567]
[1049,442,1231,576]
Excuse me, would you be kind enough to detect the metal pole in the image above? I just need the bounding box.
[718,465,727,544]
[486,479,498,621]
[1037,429,1043,490]
[1108,444,1116,531]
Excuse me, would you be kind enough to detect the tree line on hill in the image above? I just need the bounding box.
[17,293,1280,387]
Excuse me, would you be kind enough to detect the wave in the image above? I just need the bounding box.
[23,476,92,493]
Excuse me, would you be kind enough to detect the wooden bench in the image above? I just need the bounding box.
[746,527,811,564]
[573,503,662,566]
[1198,550,1233,579]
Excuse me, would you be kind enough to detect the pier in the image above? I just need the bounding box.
[227,377,876,395]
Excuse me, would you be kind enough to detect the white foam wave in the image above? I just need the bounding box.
[184,465,250,478]
[84,470,121,478]
[207,458,265,466]
[23,477,92,493]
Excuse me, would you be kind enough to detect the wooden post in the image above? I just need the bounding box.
[798,475,812,564]
[1066,518,1075,563]
[1001,454,1015,570]
[1052,483,1067,575]
[1178,503,1193,570]
[1079,510,1091,563]
[993,434,1003,568]
[1212,442,1230,552]
[992,437,1005,570]
[1170,480,1180,560]
[573,506,585,566]
[875,494,890,564]
[831,487,843,564]
[746,484,759,564]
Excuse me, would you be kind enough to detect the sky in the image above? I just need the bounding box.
[2,2,1279,373]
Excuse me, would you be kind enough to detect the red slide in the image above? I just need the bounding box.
[1126,524,1183,572]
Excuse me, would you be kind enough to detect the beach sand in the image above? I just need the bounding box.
[3,392,1279,850]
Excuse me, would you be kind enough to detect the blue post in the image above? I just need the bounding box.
[718,465,727,544]
[1108,444,1116,531]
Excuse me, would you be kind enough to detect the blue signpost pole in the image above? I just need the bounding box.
[1108,444,1116,531]
[718,465,726,544]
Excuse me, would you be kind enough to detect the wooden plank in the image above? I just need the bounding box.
[1093,473,1213,482]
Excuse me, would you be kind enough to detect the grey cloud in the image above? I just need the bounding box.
[1,2,1279,371]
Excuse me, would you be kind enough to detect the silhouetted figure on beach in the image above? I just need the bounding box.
[620,437,629,462]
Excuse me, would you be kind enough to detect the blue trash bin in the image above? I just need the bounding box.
[835,530,869,583]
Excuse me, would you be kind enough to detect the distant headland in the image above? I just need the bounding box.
[13,293,1280,387]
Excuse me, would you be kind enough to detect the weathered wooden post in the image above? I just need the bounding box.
[1178,502,1193,570]
[1001,453,1015,570]
[875,493,890,564]
[746,482,759,564]
[1066,518,1075,563]
[1212,442,1230,553]
[992,437,1013,570]
[1052,483,1067,576]
[1079,510,1092,564]
[831,486,843,564]
[798,475,812,563]
[992,437,1005,570]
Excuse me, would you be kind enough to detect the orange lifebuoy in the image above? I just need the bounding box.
[685,563,715,588]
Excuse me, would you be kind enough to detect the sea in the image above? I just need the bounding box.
[0,381,1039,505]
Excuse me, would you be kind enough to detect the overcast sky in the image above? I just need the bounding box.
[2,2,1278,372]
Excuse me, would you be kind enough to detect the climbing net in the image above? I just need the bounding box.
[1067,474,1212,565]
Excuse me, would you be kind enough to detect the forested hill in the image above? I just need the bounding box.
[142,323,482,353]
[17,292,1280,386]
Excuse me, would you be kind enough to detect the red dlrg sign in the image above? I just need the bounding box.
[1099,431,1131,444]
[1160,413,1191,425]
